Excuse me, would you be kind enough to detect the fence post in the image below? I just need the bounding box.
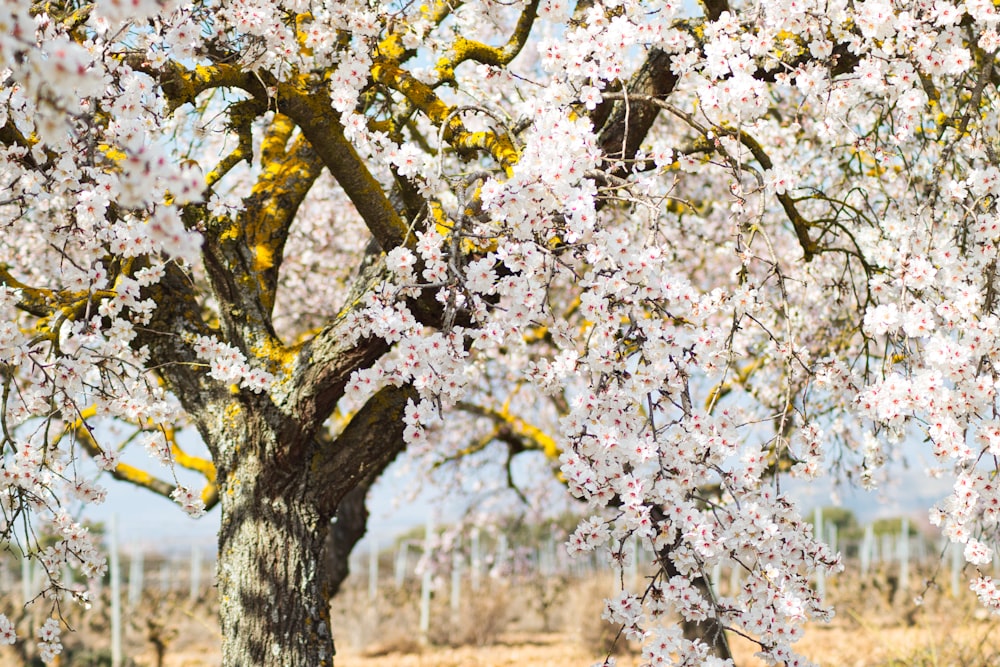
[21,550,31,605]
[626,535,639,588]
[109,516,122,667]
[951,541,962,597]
[899,518,910,594]
[190,545,202,604]
[728,561,741,595]
[860,524,873,577]
[540,537,556,576]
[881,533,893,564]
[813,507,825,599]
[419,518,434,644]
[710,560,722,597]
[0,560,11,600]
[160,560,171,593]
[495,534,508,579]
[394,542,408,589]
[128,548,144,607]
[368,538,379,603]
[450,546,462,622]
[470,529,481,592]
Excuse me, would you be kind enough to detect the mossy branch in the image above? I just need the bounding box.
[455,400,561,460]
[435,0,541,82]
[66,407,219,512]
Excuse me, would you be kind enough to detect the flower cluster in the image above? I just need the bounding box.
[190,335,276,393]
[9,0,1000,663]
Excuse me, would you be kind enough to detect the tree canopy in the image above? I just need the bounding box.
[3,0,1000,664]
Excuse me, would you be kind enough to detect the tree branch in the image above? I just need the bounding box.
[67,410,219,512]
[311,384,416,516]
[278,85,412,252]
[435,0,541,82]
[455,400,561,459]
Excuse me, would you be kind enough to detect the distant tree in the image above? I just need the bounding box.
[871,517,919,538]
[4,0,1000,665]
[813,507,859,533]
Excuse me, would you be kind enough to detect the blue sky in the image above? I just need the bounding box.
[81,447,441,555]
[81,430,956,559]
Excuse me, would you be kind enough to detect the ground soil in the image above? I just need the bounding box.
[3,571,999,666]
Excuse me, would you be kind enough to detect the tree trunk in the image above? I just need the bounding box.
[207,384,413,666]
[651,508,733,661]
[216,453,336,667]
[324,477,374,600]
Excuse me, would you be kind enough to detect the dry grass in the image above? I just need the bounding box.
[3,567,1000,666]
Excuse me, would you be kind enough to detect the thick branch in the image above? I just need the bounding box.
[596,48,679,169]
[699,0,730,21]
[201,116,324,359]
[311,384,416,516]
[156,61,265,113]
[0,265,56,317]
[370,59,519,169]
[278,85,411,252]
[289,312,390,435]
[241,129,324,314]
[435,0,541,81]
[455,400,561,459]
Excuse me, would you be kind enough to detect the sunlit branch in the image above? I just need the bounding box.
[233,123,324,316]
[277,85,412,252]
[435,0,541,82]
[0,265,56,317]
[156,62,264,114]
[65,408,219,512]
[311,383,416,516]
[454,400,561,460]
[0,119,49,170]
[370,59,519,169]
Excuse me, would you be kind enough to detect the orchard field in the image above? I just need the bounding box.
[2,531,999,667]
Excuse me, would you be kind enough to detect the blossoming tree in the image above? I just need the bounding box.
[3,0,1000,664]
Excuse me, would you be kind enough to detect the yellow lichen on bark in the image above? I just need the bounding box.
[250,336,301,383]
[371,58,519,170]
[223,402,243,430]
[434,0,540,82]
[457,401,561,460]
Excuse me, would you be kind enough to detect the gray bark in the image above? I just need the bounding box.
[216,453,335,666]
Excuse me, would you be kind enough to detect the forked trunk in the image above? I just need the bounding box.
[651,508,733,660]
[216,455,336,667]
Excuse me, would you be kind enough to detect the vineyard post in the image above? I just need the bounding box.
[128,548,144,608]
[899,518,910,593]
[368,538,378,603]
[189,545,201,604]
[814,507,825,599]
[394,543,408,590]
[861,524,874,577]
[21,549,30,606]
[419,517,433,644]
[470,529,482,593]
[450,547,462,623]
[109,515,122,667]
[951,542,962,597]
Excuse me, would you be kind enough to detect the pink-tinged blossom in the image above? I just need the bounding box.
[0,615,15,645]
[864,303,901,336]
[9,0,1000,662]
